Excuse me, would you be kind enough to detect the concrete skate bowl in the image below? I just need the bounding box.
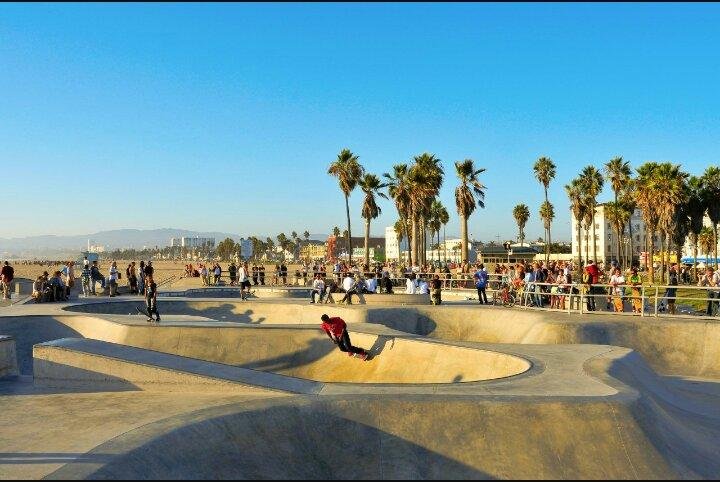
[63,300,720,379]
[46,391,718,480]
[46,320,531,384]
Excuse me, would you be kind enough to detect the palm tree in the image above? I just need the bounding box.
[687,176,707,281]
[699,226,714,261]
[303,231,310,242]
[512,204,530,246]
[332,226,341,258]
[454,159,486,263]
[384,164,413,265]
[652,163,688,280]
[579,166,604,262]
[533,157,556,262]
[605,201,631,267]
[359,173,388,267]
[605,156,633,264]
[328,149,364,264]
[429,199,449,262]
[634,163,662,280]
[393,219,406,261]
[566,179,587,271]
[701,167,720,268]
[409,153,444,265]
[539,201,555,255]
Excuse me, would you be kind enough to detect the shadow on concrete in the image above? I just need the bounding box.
[0,317,83,375]
[0,452,115,465]
[32,358,140,394]
[61,402,494,480]
[238,338,335,373]
[64,301,268,324]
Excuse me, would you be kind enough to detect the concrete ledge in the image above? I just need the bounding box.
[356,293,431,305]
[33,338,320,394]
[0,335,18,377]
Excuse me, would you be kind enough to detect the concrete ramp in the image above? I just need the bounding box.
[33,338,319,394]
[46,396,684,480]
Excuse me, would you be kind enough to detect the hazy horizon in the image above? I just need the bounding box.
[3,3,719,241]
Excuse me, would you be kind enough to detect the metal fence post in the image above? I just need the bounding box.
[654,286,659,317]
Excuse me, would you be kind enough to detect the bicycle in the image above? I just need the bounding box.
[492,283,516,307]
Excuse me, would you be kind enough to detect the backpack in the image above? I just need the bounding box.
[582,271,591,283]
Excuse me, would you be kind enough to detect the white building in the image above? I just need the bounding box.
[680,215,720,263]
[384,226,408,261]
[170,237,216,249]
[571,204,660,265]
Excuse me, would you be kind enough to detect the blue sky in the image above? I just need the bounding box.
[1,3,719,241]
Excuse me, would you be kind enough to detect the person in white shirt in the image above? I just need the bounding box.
[417,278,429,295]
[238,262,249,300]
[365,274,378,294]
[340,274,358,304]
[310,275,325,303]
[108,261,120,297]
[406,274,417,294]
[609,267,626,312]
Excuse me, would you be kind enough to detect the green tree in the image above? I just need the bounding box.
[579,166,604,262]
[701,167,720,268]
[384,164,413,264]
[409,153,444,265]
[687,176,707,280]
[566,178,587,271]
[533,156,556,262]
[429,199,449,262]
[359,173,388,266]
[454,159,486,263]
[328,149,364,264]
[512,204,530,246]
[539,201,555,253]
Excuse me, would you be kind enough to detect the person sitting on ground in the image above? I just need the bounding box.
[310,274,325,304]
[0,261,14,300]
[48,271,67,302]
[320,314,368,360]
[32,274,47,303]
[365,273,377,294]
[417,277,430,295]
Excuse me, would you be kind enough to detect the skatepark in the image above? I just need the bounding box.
[1,284,719,479]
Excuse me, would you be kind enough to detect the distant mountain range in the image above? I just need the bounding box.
[0,228,341,259]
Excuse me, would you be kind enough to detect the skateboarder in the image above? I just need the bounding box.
[144,274,160,323]
[320,314,368,360]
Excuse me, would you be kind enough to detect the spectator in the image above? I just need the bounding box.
[697,267,719,316]
[138,261,146,295]
[474,264,489,305]
[609,267,626,313]
[108,261,120,297]
[80,263,92,297]
[1,261,14,300]
[90,261,105,295]
[310,274,325,304]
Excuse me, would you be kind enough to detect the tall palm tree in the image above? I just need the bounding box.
[384,164,413,265]
[512,204,530,246]
[634,163,662,280]
[533,156,556,262]
[619,181,637,266]
[566,179,587,271]
[454,159,486,263]
[652,163,688,280]
[605,156,633,264]
[359,173,388,267]
[699,226,714,261]
[605,201,631,267]
[429,199,449,262]
[539,201,555,254]
[328,149,364,264]
[687,176,707,281]
[579,166,604,262]
[409,153,444,265]
[701,167,720,268]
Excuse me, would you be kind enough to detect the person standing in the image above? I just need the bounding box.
[145,274,160,323]
[228,262,237,286]
[431,274,442,305]
[90,261,106,295]
[108,261,120,297]
[238,262,251,300]
[1,261,14,300]
[698,267,720,316]
[128,262,138,295]
[628,267,643,314]
[609,267,626,313]
[320,314,368,360]
[137,261,146,295]
[259,265,266,285]
[281,263,288,285]
[80,262,92,297]
[474,264,489,305]
[62,261,75,295]
[664,264,679,315]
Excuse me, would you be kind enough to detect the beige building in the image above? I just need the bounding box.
[300,242,327,260]
[571,204,660,265]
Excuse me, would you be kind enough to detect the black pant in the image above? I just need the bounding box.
[337,330,365,356]
[340,289,357,304]
[146,297,160,319]
[477,287,487,304]
[707,291,718,316]
[310,289,323,303]
[587,286,597,311]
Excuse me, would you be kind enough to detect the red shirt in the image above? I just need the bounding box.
[586,264,600,284]
[321,317,346,338]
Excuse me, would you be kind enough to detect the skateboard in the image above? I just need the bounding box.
[136,305,159,322]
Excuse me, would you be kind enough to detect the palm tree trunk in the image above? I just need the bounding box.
[544,186,550,263]
[659,234,666,283]
[576,223,582,272]
[692,235,699,282]
[364,218,370,268]
[591,206,597,262]
[714,224,718,269]
[411,212,418,266]
[649,229,655,282]
[443,225,447,263]
[629,217,634,267]
[460,215,468,263]
[584,227,589,265]
[345,195,352,264]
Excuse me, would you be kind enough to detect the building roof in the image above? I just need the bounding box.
[478,245,539,255]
